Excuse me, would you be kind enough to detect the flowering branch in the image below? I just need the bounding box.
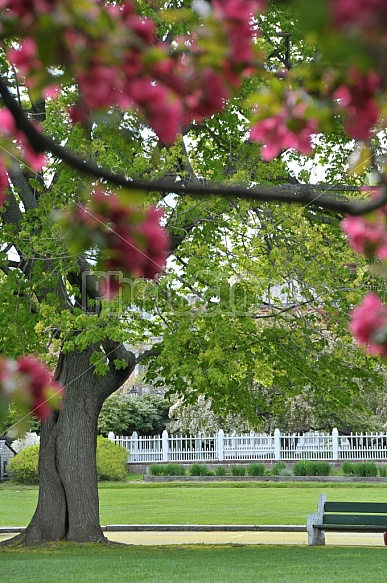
[0,76,385,217]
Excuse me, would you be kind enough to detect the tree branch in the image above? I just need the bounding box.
[0,75,385,216]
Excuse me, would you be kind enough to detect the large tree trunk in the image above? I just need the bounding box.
[3,345,134,547]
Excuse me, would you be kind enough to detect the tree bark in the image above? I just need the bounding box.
[2,345,134,547]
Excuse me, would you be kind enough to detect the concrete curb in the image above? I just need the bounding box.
[143,475,387,483]
[0,524,306,534]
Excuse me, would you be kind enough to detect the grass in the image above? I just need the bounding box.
[1,480,387,527]
[0,544,386,583]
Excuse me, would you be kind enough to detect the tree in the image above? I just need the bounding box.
[0,1,387,547]
[98,394,170,436]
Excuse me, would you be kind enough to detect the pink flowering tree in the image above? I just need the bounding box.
[0,0,387,547]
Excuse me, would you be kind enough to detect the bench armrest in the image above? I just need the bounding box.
[307,493,326,545]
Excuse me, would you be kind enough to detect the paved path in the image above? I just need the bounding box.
[1,530,386,546]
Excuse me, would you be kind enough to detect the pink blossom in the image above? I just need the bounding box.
[64,191,169,297]
[0,356,64,420]
[341,213,387,259]
[331,0,387,33]
[213,0,266,21]
[250,115,290,160]
[334,70,380,140]
[149,99,183,145]
[250,113,316,160]
[78,66,122,110]
[7,38,40,76]
[350,293,387,357]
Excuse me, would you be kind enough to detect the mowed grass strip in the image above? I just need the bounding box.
[1,482,387,527]
[0,544,386,583]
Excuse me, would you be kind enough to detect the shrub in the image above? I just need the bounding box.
[247,463,265,476]
[231,465,246,476]
[272,462,288,475]
[150,463,185,476]
[341,461,378,477]
[354,462,377,477]
[163,463,186,476]
[150,464,166,476]
[190,463,211,476]
[8,444,39,484]
[341,461,356,475]
[293,461,330,476]
[378,465,387,477]
[214,465,227,476]
[96,436,128,481]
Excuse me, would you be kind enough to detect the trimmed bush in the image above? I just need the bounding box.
[272,462,288,475]
[231,465,246,476]
[150,464,166,476]
[247,463,265,477]
[96,436,128,481]
[341,461,356,475]
[293,460,330,476]
[214,465,227,476]
[8,444,39,484]
[190,463,211,476]
[150,463,186,476]
[378,465,387,477]
[341,461,378,477]
[164,463,186,476]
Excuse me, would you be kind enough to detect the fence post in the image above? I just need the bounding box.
[131,431,138,462]
[218,429,224,462]
[108,431,115,443]
[332,427,339,461]
[274,428,281,461]
[162,429,169,462]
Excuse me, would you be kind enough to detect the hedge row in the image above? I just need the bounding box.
[149,461,387,478]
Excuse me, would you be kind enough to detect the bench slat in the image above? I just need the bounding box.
[314,524,387,532]
[322,514,387,527]
[324,502,387,514]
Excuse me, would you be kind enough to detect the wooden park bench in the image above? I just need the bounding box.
[307,493,387,545]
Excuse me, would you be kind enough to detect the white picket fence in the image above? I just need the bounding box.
[108,429,387,464]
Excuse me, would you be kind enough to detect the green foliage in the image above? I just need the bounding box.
[231,465,246,477]
[98,394,171,436]
[214,465,227,476]
[293,461,330,476]
[272,462,288,475]
[247,463,265,477]
[8,444,40,485]
[341,462,378,478]
[149,463,186,476]
[149,464,165,476]
[189,464,212,476]
[377,465,387,477]
[96,436,128,481]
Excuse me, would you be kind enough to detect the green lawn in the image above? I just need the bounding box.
[1,481,387,527]
[0,544,386,583]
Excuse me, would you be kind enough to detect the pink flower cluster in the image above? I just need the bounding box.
[67,190,169,297]
[5,0,266,146]
[334,70,380,140]
[250,97,317,161]
[0,0,59,18]
[0,355,64,420]
[0,108,46,171]
[350,293,387,357]
[341,201,387,260]
[331,0,387,34]
[213,0,266,66]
